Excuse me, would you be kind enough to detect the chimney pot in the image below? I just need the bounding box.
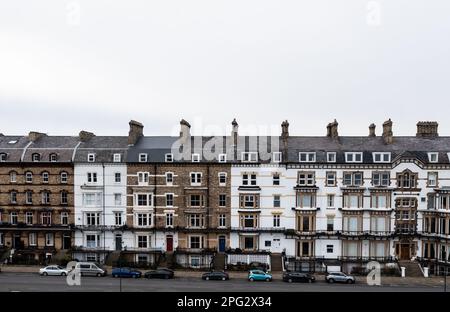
[281,120,289,138]
[326,119,339,139]
[180,119,191,143]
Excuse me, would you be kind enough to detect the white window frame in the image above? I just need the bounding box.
[345,152,363,163]
[87,153,96,162]
[273,214,281,228]
[241,152,258,163]
[29,233,37,246]
[166,213,174,227]
[137,172,149,185]
[114,172,121,183]
[45,233,54,246]
[273,152,282,163]
[428,152,439,163]
[137,235,149,248]
[25,172,33,183]
[87,172,97,183]
[166,193,174,207]
[61,212,69,225]
[191,153,200,162]
[218,172,227,186]
[114,193,122,206]
[42,172,49,183]
[165,153,173,162]
[10,171,17,183]
[218,154,227,163]
[113,153,121,162]
[373,152,391,163]
[327,152,336,163]
[25,212,33,225]
[219,214,226,228]
[32,153,40,162]
[50,153,57,162]
[136,213,152,227]
[114,212,123,226]
[139,153,148,162]
[165,172,174,185]
[0,153,6,162]
[60,172,68,183]
[299,152,316,163]
[190,172,202,186]
[10,212,18,225]
[135,193,153,207]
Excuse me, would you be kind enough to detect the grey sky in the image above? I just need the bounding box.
[1,0,449,137]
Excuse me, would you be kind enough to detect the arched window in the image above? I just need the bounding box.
[32,153,41,162]
[60,172,68,183]
[25,171,33,183]
[49,153,57,162]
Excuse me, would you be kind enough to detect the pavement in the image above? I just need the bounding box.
[0,265,448,292]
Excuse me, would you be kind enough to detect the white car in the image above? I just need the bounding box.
[39,265,69,276]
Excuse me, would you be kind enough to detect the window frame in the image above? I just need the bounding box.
[299,152,316,163]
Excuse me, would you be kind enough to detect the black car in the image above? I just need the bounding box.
[144,268,174,279]
[283,272,315,283]
[202,271,229,281]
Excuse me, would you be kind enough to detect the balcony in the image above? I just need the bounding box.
[121,247,163,253]
[231,227,285,233]
[338,256,397,263]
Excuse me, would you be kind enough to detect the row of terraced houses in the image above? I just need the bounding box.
[1,119,449,276]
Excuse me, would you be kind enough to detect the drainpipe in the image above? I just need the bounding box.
[102,163,106,264]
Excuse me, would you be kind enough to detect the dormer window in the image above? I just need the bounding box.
[242,152,258,162]
[49,153,57,162]
[373,152,391,163]
[87,153,96,162]
[218,154,227,163]
[273,152,282,163]
[299,152,316,163]
[32,153,40,162]
[113,153,121,162]
[165,153,173,162]
[192,154,200,162]
[327,152,336,163]
[139,153,148,162]
[345,152,363,163]
[428,153,439,163]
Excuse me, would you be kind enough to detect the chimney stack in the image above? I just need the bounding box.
[179,119,191,144]
[326,119,339,139]
[416,121,439,138]
[231,118,239,137]
[382,119,393,144]
[128,120,144,145]
[281,120,289,139]
[79,131,96,142]
[28,131,46,142]
[369,123,376,137]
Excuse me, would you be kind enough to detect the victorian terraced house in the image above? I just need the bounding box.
[0,119,449,276]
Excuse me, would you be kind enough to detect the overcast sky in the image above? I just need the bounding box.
[1,0,449,137]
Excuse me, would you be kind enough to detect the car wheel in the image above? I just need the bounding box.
[266,278,271,282]
[328,278,334,283]
[249,277,254,282]
[206,277,210,281]
[288,278,293,283]
[308,279,312,283]
[96,273,102,277]
[346,279,352,284]
[42,272,48,276]
[222,277,226,281]
[61,272,67,276]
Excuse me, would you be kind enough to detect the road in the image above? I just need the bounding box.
[0,272,446,292]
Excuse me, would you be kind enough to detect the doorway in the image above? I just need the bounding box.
[218,236,226,252]
[13,234,22,249]
[166,235,173,252]
[115,234,122,251]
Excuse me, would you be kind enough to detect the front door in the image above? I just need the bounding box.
[218,236,226,252]
[400,244,411,260]
[62,234,71,249]
[166,235,173,252]
[115,234,122,251]
[13,234,21,249]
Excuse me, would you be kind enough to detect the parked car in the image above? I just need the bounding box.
[283,272,315,283]
[39,265,69,276]
[202,271,229,281]
[325,272,355,284]
[75,262,107,277]
[112,267,142,278]
[248,270,272,282]
[144,268,174,279]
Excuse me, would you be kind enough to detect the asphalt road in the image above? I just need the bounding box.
[0,272,446,292]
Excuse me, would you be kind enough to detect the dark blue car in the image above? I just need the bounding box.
[111,267,142,278]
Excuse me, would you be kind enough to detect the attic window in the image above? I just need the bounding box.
[428,153,438,163]
[299,152,316,163]
[49,153,57,162]
[165,153,173,162]
[87,153,96,162]
[191,154,200,162]
[345,152,363,163]
[242,152,258,162]
[32,153,40,162]
[113,154,121,162]
[273,152,282,163]
[327,152,336,163]
[0,153,7,162]
[139,153,148,162]
[373,152,391,163]
[218,154,227,163]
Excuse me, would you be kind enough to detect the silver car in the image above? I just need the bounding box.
[75,262,106,277]
[39,265,69,276]
[325,272,355,284]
